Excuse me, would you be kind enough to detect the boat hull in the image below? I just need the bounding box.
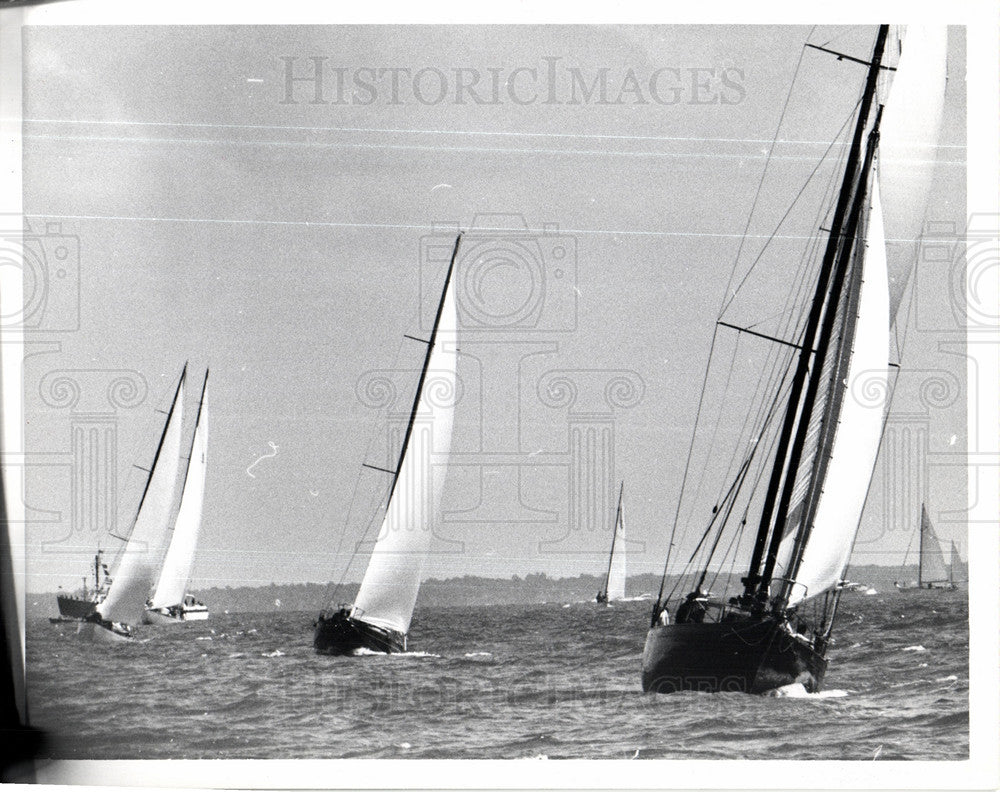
[641,617,827,695]
[77,615,135,643]
[56,594,98,620]
[142,603,210,624]
[313,609,405,655]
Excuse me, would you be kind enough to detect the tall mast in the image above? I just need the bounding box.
[768,105,884,604]
[917,505,924,587]
[128,364,187,537]
[178,370,209,482]
[602,482,624,596]
[742,25,889,603]
[385,234,461,507]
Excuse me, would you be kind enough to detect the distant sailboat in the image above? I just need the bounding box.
[596,483,626,604]
[80,366,186,642]
[313,235,460,655]
[894,504,958,590]
[642,26,947,694]
[145,369,210,623]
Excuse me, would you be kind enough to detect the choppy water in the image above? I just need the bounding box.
[27,591,967,760]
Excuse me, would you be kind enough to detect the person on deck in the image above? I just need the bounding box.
[675,590,708,624]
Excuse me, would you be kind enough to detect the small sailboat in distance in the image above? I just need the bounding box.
[642,26,947,694]
[145,369,210,623]
[313,234,460,655]
[596,482,626,604]
[894,503,958,591]
[80,366,186,642]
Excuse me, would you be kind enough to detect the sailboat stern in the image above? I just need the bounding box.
[313,608,406,655]
[641,618,827,695]
[78,613,136,643]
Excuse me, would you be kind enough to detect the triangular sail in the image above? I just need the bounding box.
[919,504,949,584]
[97,376,185,625]
[351,263,458,635]
[780,175,890,606]
[605,488,627,601]
[150,374,208,609]
[878,26,948,322]
[949,540,965,583]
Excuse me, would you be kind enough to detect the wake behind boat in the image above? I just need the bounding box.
[641,26,946,694]
[144,370,210,624]
[313,234,461,655]
[80,366,187,642]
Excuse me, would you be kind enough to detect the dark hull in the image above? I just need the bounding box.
[56,594,98,620]
[641,617,827,695]
[313,610,405,655]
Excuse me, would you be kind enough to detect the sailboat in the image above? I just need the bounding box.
[80,366,187,642]
[53,549,111,621]
[313,234,460,655]
[642,26,946,694]
[596,483,626,604]
[144,369,210,623]
[894,504,959,590]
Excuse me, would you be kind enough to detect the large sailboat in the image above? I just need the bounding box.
[642,26,946,694]
[894,504,959,590]
[80,367,187,642]
[313,235,460,655]
[596,483,626,604]
[145,370,210,623]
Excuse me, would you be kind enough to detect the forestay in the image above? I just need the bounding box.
[352,273,458,634]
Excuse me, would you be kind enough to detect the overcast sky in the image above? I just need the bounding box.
[22,25,966,593]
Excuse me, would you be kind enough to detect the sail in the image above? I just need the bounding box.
[782,176,890,605]
[878,26,948,322]
[919,504,949,583]
[606,499,627,601]
[949,540,965,583]
[97,379,185,625]
[149,379,208,609]
[351,273,457,634]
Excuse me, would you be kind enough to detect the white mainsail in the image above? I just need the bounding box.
[781,177,890,606]
[351,271,457,635]
[878,26,948,322]
[919,503,949,584]
[149,378,208,610]
[606,496,627,601]
[97,378,185,625]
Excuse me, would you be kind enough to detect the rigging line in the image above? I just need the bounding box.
[324,301,423,604]
[719,26,815,315]
[719,99,861,318]
[653,323,721,621]
[725,132,845,502]
[685,332,743,523]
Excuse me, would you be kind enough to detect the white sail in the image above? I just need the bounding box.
[149,382,208,609]
[878,26,948,322]
[351,274,457,635]
[97,380,185,625]
[606,499,627,601]
[783,177,890,605]
[919,504,949,583]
